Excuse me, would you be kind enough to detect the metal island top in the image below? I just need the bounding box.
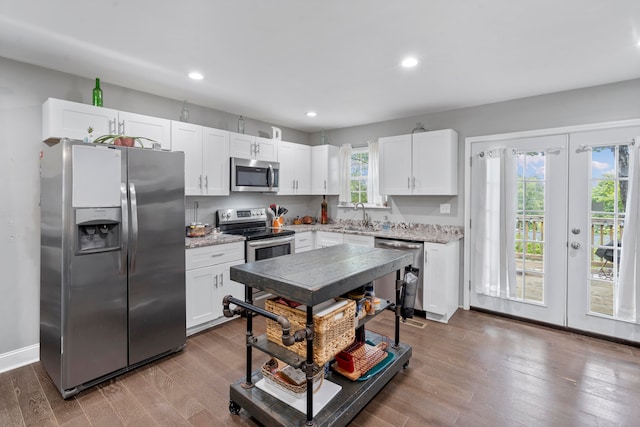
[227,244,415,427]
[230,244,414,306]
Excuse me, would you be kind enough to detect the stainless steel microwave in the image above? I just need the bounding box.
[230,157,280,192]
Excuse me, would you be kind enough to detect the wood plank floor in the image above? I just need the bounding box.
[2,309,640,426]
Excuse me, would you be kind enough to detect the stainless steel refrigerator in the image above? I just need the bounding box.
[40,139,186,398]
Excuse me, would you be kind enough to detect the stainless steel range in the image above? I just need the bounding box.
[217,208,295,304]
[216,207,295,262]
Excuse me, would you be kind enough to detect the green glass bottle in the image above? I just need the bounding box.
[92,78,103,107]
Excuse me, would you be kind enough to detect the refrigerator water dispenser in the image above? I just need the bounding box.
[75,207,121,254]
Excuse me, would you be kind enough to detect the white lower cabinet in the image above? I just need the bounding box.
[315,231,343,248]
[295,232,314,253]
[423,240,460,323]
[185,242,244,334]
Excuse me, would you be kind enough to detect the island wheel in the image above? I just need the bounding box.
[229,401,241,415]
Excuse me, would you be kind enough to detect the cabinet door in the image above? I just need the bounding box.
[311,145,339,195]
[202,127,230,195]
[216,259,246,302]
[171,121,203,195]
[315,231,343,248]
[423,241,460,323]
[294,143,311,194]
[379,134,412,195]
[229,132,256,159]
[43,98,117,143]
[186,265,220,328]
[118,111,171,150]
[412,130,458,195]
[277,141,297,195]
[255,137,278,162]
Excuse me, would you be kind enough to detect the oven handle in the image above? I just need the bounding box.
[246,234,295,251]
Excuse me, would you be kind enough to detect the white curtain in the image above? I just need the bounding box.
[367,140,383,205]
[616,142,640,322]
[338,144,352,204]
[471,149,517,297]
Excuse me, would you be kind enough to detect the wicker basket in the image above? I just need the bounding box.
[265,298,356,365]
[261,358,324,399]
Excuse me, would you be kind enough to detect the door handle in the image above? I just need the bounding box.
[571,242,581,249]
[129,183,139,273]
[120,183,128,275]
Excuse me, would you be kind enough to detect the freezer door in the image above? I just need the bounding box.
[62,144,128,390]
[126,148,186,365]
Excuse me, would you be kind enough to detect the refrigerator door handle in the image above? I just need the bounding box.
[120,183,129,275]
[129,182,139,273]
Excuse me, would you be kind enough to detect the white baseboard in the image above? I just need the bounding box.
[0,344,39,374]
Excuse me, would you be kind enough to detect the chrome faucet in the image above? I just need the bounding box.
[354,202,369,227]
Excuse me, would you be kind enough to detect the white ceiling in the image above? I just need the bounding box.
[1,1,640,133]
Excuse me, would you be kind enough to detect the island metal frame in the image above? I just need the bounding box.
[224,244,413,427]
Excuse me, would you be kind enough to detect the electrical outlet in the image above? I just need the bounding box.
[440,204,451,214]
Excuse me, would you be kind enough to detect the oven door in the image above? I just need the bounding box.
[246,235,295,263]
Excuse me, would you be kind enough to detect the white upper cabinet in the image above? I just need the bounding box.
[202,127,230,195]
[379,129,458,195]
[43,98,171,150]
[311,145,339,195]
[171,121,230,196]
[118,111,171,150]
[278,141,311,195]
[229,132,278,162]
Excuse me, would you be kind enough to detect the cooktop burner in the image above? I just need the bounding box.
[216,207,294,241]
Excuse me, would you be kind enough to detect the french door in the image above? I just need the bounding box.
[468,123,640,342]
[567,126,640,341]
[469,134,568,325]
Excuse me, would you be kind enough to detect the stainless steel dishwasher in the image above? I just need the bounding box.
[374,238,424,311]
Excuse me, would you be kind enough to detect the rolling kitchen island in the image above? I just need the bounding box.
[226,244,413,427]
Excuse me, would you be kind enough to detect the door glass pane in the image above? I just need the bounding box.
[514,151,546,304]
[588,145,628,317]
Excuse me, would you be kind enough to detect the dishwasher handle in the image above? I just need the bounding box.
[375,240,422,250]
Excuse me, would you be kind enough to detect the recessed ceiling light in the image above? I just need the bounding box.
[188,72,203,80]
[306,111,317,117]
[401,57,418,68]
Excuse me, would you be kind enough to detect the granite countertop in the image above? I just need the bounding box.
[284,221,464,244]
[185,232,245,249]
[185,220,464,249]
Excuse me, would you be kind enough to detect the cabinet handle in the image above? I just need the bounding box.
[219,273,224,287]
[199,175,203,189]
[214,274,218,288]
[256,143,260,154]
[293,179,296,190]
[296,179,299,190]
[324,180,327,190]
[118,120,125,135]
[205,176,209,190]
[407,177,411,189]
[210,253,224,258]
[109,118,117,134]
[412,176,416,189]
